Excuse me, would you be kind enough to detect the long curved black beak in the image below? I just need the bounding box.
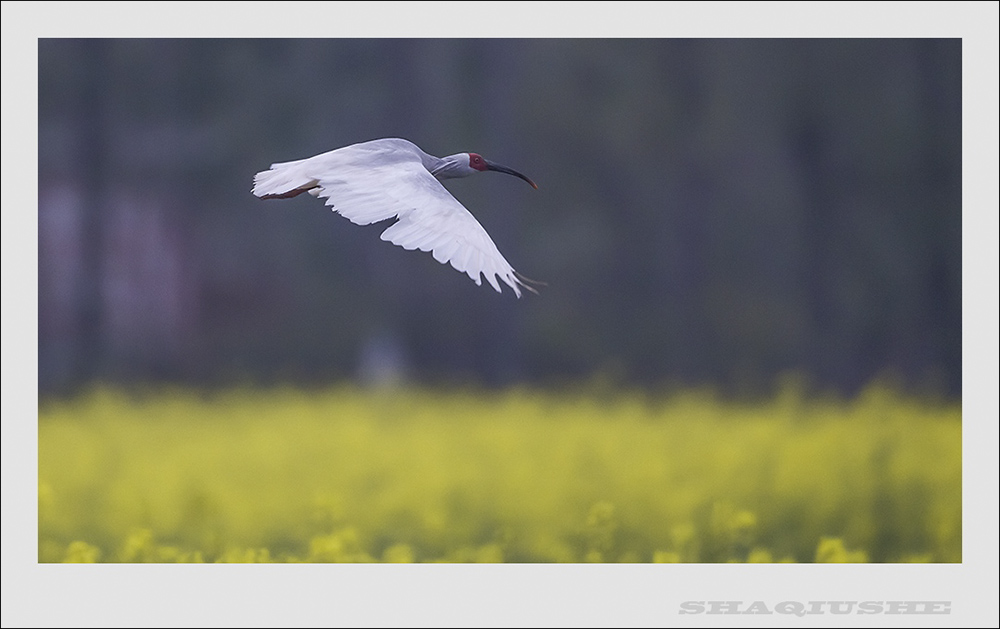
[485,159,538,189]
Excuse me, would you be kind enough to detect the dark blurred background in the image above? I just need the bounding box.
[37,38,961,398]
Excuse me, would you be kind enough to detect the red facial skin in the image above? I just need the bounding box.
[468,152,538,189]
[468,153,489,172]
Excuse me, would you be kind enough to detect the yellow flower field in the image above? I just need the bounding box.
[38,383,961,563]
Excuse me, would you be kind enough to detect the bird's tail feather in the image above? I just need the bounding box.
[252,163,319,200]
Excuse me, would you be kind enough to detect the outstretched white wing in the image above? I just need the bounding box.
[254,139,531,297]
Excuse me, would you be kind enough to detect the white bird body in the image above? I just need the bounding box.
[252,138,538,297]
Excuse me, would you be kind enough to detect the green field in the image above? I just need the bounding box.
[38,383,961,563]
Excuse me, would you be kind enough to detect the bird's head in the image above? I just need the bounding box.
[469,153,539,189]
[435,153,538,189]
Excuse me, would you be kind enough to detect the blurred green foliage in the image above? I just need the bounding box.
[38,382,960,563]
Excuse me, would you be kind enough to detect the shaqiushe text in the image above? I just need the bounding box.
[678,601,951,615]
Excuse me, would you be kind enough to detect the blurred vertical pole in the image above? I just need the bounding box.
[75,38,110,387]
[792,42,839,391]
[665,39,713,386]
[917,38,962,395]
[478,39,523,385]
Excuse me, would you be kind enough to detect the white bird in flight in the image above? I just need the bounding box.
[252,138,541,297]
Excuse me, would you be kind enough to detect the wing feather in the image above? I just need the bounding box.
[254,138,531,296]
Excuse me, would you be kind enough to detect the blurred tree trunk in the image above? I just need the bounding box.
[74,39,110,387]
[477,39,526,385]
[915,38,962,393]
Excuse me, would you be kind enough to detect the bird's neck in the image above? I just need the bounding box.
[429,153,471,180]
